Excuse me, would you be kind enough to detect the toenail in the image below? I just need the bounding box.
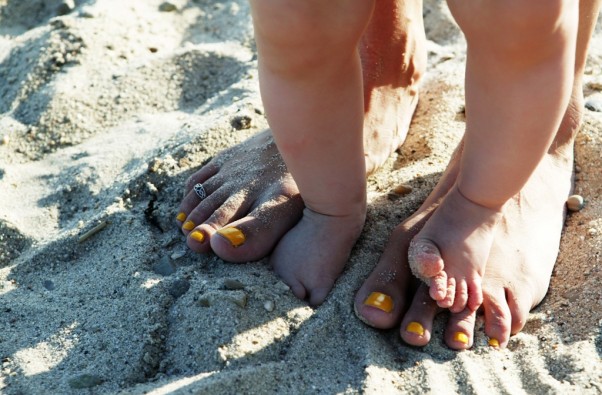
[488,338,500,348]
[189,230,205,243]
[183,221,195,231]
[363,292,394,313]
[176,212,187,222]
[453,332,469,345]
[406,322,425,336]
[216,227,246,247]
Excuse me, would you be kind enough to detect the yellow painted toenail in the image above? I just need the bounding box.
[176,212,187,222]
[454,332,469,345]
[190,231,205,243]
[217,227,246,247]
[488,338,500,348]
[363,292,394,313]
[183,221,195,231]
[406,322,425,336]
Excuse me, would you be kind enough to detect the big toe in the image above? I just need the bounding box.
[210,193,304,263]
[355,227,414,329]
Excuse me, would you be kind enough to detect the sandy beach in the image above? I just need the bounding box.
[1,1,601,393]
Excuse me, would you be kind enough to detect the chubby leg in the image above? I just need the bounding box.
[356,0,601,349]
[176,0,426,304]
[408,0,579,312]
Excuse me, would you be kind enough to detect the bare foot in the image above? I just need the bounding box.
[407,184,501,313]
[355,90,580,349]
[176,1,426,305]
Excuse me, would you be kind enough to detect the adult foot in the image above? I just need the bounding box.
[176,0,426,305]
[355,90,580,349]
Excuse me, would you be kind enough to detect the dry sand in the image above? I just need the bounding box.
[1,1,601,394]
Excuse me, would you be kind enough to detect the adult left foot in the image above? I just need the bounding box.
[355,90,581,349]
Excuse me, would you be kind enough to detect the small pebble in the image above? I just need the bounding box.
[198,296,211,307]
[1,135,8,145]
[170,250,186,260]
[68,374,104,389]
[566,195,585,212]
[223,279,245,290]
[392,183,413,196]
[159,2,177,12]
[56,0,75,15]
[168,279,190,299]
[587,228,598,237]
[227,291,248,308]
[263,300,275,312]
[585,98,602,112]
[146,182,159,195]
[43,280,55,291]
[152,256,176,276]
[231,114,253,130]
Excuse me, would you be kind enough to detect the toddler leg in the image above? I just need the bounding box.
[248,0,374,304]
[408,0,579,312]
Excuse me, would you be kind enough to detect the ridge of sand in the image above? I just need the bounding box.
[1,1,601,394]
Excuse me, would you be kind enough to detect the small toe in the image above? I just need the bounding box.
[450,279,468,313]
[506,287,532,335]
[482,286,512,348]
[430,271,448,302]
[436,277,455,308]
[444,308,477,350]
[400,284,438,346]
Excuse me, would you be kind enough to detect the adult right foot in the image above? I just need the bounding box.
[176,0,426,305]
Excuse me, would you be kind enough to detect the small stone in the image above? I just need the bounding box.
[392,183,413,196]
[146,182,158,195]
[68,374,104,389]
[227,291,248,308]
[223,279,245,290]
[587,228,598,237]
[56,0,75,16]
[43,280,55,291]
[566,194,585,212]
[585,98,602,112]
[169,279,190,299]
[1,135,8,145]
[263,300,275,312]
[170,250,186,260]
[575,165,582,173]
[231,114,253,130]
[275,281,290,292]
[198,296,212,307]
[152,256,176,276]
[159,2,177,12]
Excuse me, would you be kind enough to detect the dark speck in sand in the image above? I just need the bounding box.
[169,279,190,299]
[43,280,55,290]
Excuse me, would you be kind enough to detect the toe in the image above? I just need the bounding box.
[506,287,532,335]
[354,226,414,329]
[400,284,438,346]
[184,162,219,195]
[436,277,455,309]
[467,278,484,312]
[444,308,477,350]
[450,279,468,313]
[210,193,304,262]
[482,286,512,348]
[430,271,448,302]
[408,238,445,280]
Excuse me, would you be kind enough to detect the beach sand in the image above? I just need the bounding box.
[1,1,601,393]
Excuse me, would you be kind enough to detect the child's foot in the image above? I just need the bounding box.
[407,184,502,313]
[355,90,579,348]
[176,1,426,305]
